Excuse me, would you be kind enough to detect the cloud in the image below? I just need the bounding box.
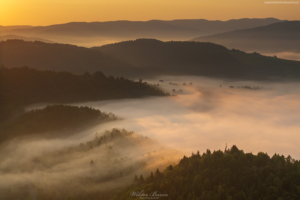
[67,76,300,159]
[0,129,182,199]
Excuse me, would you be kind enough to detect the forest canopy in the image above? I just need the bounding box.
[113,145,300,200]
[0,66,165,122]
[0,104,116,143]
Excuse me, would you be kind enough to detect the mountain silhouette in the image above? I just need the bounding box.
[0,40,136,77]
[2,39,300,80]
[1,18,282,47]
[0,35,54,43]
[192,21,300,53]
[94,39,300,80]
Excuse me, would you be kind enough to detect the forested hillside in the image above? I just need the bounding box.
[0,40,135,76]
[0,105,115,143]
[0,66,164,122]
[1,128,182,200]
[113,146,300,200]
[2,39,300,80]
[95,39,244,78]
[95,39,300,80]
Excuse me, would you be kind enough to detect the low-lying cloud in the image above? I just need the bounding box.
[4,75,300,199]
[70,76,300,159]
[0,128,182,199]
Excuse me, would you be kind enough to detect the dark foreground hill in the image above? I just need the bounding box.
[0,66,164,122]
[94,39,300,80]
[0,40,136,76]
[113,146,300,200]
[192,21,300,53]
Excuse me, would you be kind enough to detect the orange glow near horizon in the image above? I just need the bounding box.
[0,0,299,26]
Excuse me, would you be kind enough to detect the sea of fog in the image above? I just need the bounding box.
[27,76,300,159]
[2,75,300,198]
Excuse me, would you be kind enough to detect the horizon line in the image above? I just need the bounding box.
[0,17,289,27]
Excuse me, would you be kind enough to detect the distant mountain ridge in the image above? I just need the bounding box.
[0,35,54,43]
[192,21,300,53]
[2,39,300,80]
[0,18,282,47]
[0,25,34,32]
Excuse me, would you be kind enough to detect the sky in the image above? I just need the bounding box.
[1,0,299,26]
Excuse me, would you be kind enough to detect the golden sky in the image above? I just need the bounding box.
[1,0,299,26]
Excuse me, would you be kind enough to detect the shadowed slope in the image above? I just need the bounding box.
[192,21,300,53]
[0,40,135,76]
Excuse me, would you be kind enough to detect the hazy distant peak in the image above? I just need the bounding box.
[1,18,283,46]
[191,20,300,54]
[0,34,54,43]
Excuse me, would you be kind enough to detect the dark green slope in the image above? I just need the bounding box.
[113,146,300,200]
[0,105,113,143]
[0,66,165,122]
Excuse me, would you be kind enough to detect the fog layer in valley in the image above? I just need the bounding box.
[0,128,182,199]
[68,76,300,159]
[3,76,300,199]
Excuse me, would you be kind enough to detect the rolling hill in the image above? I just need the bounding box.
[94,39,300,80]
[0,66,164,122]
[112,146,300,200]
[94,39,244,78]
[192,21,300,53]
[0,39,136,76]
[2,39,300,81]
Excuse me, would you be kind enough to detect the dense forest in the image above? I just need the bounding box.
[113,146,300,200]
[0,105,115,143]
[0,66,164,122]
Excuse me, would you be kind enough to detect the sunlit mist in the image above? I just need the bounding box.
[28,76,300,159]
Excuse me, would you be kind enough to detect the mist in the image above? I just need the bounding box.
[2,76,300,199]
[24,76,300,159]
[64,76,300,160]
[0,127,182,199]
